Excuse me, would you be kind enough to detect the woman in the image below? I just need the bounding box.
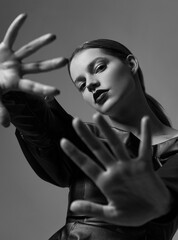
[1,14,178,240]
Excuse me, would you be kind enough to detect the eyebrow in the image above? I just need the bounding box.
[74,57,108,84]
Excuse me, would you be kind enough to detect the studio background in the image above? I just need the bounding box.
[0,0,178,239]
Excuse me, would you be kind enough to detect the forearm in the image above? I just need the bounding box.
[2,91,58,147]
[2,91,80,186]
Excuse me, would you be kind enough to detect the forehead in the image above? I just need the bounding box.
[70,48,112,81]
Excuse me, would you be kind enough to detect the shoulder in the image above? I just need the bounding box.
[155,136,178,167]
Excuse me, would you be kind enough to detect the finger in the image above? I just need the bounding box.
[18,79,60,97]
[72,118,116,166]
[0,98,11,127]
[15,34,56,59]
[3,13,27,48]
[71,201,121,225]
[94,113,130,161]
[70,200,105,218]
[139,116,152,163]
[60,138,103,180]
[21,57,68,74]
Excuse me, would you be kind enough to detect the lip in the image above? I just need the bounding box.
[93,89,109,104]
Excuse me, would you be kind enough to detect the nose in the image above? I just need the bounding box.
[86,76,100,92]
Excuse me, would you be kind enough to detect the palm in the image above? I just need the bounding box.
[98,164,165,225]
[0,14,68,127]
[0,43,20,91]
[61,115,171,226]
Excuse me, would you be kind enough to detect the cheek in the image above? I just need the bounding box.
[113,64,129,79]
[103,64,129,85]
[110,65,132,87]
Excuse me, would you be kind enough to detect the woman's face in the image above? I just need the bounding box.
[70,48,136,116]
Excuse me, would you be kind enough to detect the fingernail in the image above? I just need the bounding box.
[93,112,101,120]
[72,117,81,126]
[54,89,60,95]
[19,13,27,19]
[60,58,69,66]
[49,34,56,41]
[45,34,56,41]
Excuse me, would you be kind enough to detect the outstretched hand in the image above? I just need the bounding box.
[60,114,171,226]
[0,14,68,127]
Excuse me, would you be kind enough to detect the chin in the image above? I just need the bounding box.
[96,99,120,116]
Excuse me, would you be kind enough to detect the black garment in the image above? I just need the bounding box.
[3,92,178,240]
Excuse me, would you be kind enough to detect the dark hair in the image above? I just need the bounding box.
[68,39,171,127]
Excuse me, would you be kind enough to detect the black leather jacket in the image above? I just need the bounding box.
[3,91,178,240]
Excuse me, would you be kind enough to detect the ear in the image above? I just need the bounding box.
[126,54,139,75]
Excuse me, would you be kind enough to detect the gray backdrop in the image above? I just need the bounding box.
[0,0,178,239]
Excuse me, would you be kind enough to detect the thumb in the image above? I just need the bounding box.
[0,99,10,127]
[70,200,105,218]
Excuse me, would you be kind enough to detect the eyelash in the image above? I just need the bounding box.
[94,63,106,73]
[78,82,86,92]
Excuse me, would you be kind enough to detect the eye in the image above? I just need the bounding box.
[78,82,86,92]
[94,63,106,73]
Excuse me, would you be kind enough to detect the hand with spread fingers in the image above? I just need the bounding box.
[0,13,68,127]
[60,114,171,226]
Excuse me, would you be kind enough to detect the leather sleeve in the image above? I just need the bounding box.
[151,154,178,224]
[157,153,178,197]
[2,91,88,187]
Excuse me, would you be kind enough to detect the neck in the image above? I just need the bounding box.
[107,93,174,144]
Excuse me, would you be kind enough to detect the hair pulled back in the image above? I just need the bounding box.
[69,39,171,127]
